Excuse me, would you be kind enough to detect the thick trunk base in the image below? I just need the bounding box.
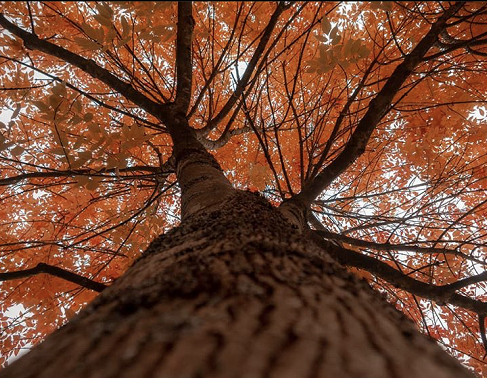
[0,191,474,378]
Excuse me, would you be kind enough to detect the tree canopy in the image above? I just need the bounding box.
[0,1,486,374]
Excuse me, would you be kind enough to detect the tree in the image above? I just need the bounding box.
[0,1,486,376]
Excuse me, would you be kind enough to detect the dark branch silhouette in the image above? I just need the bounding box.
[0,263,107,292]
[310,231,487,315]
[291,2,464,207]
[0,13,173,122]
[175,2,194,114]
[314,229,483,264]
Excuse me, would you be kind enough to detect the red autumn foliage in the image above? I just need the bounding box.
[0,1,486,374]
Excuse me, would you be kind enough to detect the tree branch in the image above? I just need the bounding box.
[175,2,194,114]
[0,13,172,122]
[0,263,107,292]
[0,165,169,187]
[199,126,250,150]
[479,314,487,356]
[309,230,487,316]
[289,2,464,208]
[201,2,288,134]
[314,229,483,265]
[0,54,162,129]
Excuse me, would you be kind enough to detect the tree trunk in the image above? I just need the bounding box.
[0,191,474,378]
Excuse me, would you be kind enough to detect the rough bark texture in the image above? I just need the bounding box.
[0,191,474,378]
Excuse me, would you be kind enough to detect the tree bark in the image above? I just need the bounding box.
[0,191,474,378]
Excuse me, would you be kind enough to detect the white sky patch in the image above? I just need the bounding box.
[230,61,248,90]
[2,304,33,365]
[469,105,487,123]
